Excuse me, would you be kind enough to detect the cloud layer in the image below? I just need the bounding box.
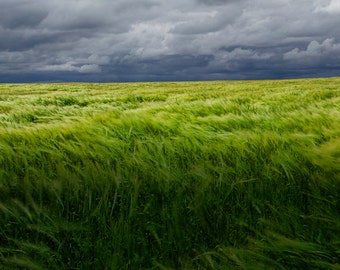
[1,0,340,82]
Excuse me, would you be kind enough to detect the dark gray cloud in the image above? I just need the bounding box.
[1,0,340,82]
[0,0,48,29]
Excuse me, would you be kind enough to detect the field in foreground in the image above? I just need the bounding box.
[0,78,339,269]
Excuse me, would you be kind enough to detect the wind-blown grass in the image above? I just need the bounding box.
[0,78,339,269]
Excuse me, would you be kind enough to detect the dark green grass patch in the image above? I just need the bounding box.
[0,78,339,269]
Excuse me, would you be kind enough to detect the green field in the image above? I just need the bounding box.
[0,78,339,269]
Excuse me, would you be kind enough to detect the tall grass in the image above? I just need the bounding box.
[0,78,339,269]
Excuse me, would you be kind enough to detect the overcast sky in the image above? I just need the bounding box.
[1,0,340,82]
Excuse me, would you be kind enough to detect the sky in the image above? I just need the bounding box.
[1,0,340,82]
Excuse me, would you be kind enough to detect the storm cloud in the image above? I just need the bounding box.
[0,0,340,82]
